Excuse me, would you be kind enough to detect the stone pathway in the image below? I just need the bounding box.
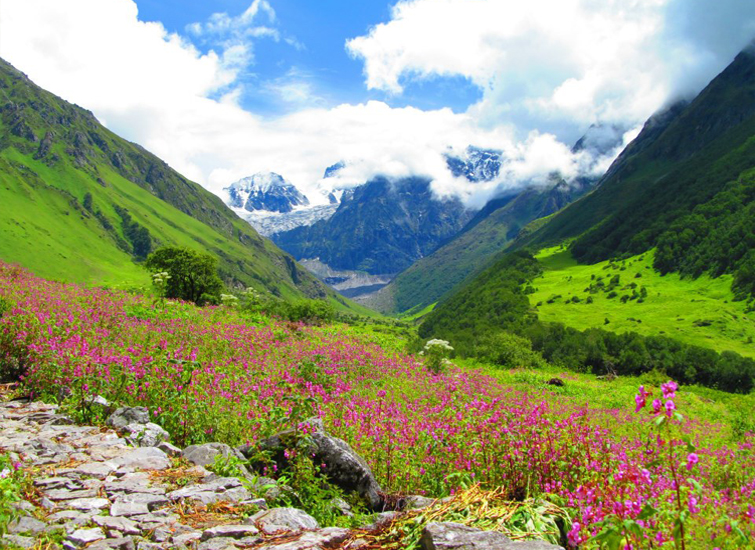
[0,398,565,550]
[0,399,355,550]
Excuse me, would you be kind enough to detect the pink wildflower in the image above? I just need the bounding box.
[686,452,699,470]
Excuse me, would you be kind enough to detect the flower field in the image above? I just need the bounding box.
[0,261,753,548]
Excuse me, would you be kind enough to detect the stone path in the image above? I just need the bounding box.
[0,399,356,550]
[0,398,565,550]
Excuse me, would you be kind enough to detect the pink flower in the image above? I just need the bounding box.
[664,399,676,417]
[688,495,700,514]
[661,380,678,399]
[377,389,387,398]
[634,385,650,412]
[652,399,663,414]
[686,452,699,470]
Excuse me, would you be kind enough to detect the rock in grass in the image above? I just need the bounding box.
[246,417,383,509]
[107,407,150,430]
[182,442,245,468]
[419,522,564,550]
[246,507,319,535]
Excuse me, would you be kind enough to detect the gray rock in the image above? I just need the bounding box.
[182,442,244,468]
[107,407,150,430]
[65,497,110,512]
[200,524,260,541]
[1,534,35,549]
[124,423,170,448]
[420,522,513,550]
[110,499,150,517]
[168,477,250,505]
[249,418,383,509]
[507,543,564,550]
[68,527,106,545]
[403,495,435,510]
[248,507,319,535]
[87,538,136,550]
[45,487,99,501]
[197,537,242,550]
[173,531,203,546]
[92,515,141,536]
[112,447,170,471]
[8,516,47,535]
[74,461,118,479]
[157,442,181,457]
[359,511,399,530]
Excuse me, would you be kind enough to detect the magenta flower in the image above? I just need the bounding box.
[652,399,663,414]
[634,385,651,412]
[686,452,699,470]
[664,399,676,417]
[661,380,678,399]
[688,495,700,514]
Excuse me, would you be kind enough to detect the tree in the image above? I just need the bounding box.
[144,247,223,305]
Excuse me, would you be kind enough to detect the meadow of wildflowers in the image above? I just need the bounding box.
[0,261,753,548]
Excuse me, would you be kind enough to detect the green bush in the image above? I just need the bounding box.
[476,331,547,369]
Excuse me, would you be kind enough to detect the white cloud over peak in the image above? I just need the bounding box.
[0,0,753,211]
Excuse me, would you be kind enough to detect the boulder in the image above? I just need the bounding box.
[419,522,564,550]
[244,418,383,509]
[182,442,244,468]
[107,407,150,430]
[247,507,319,535]
[124,422,170,448]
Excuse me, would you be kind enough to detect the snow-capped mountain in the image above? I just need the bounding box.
[224,172,309,214]
[222,171,344,237]
[446,146,502,182]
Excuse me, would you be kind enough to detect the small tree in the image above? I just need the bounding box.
[144,246,223,305]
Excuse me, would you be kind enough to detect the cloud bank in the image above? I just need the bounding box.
[0,0,753,208]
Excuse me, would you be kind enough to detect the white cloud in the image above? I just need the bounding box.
[0,0,753,212]
[347,0,755,143]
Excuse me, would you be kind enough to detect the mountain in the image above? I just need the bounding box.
[419,45,755,377]
[367,175,593,313]
[0,57,355,307]
[445,146,502,182]
[224,172,309,213]
[366,126,626,314]
[272,176,475,280]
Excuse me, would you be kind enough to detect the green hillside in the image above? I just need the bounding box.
[368,177,590,314]
[530,247,755,357]
[0,58,364,311]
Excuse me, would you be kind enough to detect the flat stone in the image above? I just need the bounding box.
[47,510,96,524]
[65,497,110,512]
[420,522,514,550]
[68,527,106,545]
[86,537,136,550]
[74,462,118,479]
[112,448,170,471]
[115,492,168,510]
[201,524,260,541]
[248,507,319,535]
[198,537,244,550]
[403,495,435,510]
[92,515,142,536]
[110,499,149,517]
[45,487,99,501]
[173,531,203,546]
[35,477,75,489]
[2,534,35,549]
[124,423,170,448]
[8,516,47,535]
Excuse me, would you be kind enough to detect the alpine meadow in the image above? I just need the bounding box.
[1,2,755,550]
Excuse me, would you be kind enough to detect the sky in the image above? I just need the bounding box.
[1,0,755,207]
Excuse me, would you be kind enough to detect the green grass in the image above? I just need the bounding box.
[462,356,755,443]
[530,246,755,357]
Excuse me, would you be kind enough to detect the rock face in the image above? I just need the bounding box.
[182,442,245,468]
[224,172,309,214]
[274,176,476,276]
[244,418,383,510]
[106,407,150,430]
[420,522,564,550]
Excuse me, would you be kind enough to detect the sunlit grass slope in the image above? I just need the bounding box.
[530,247,755,357]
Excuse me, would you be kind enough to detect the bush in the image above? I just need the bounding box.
[476,331,547,369]
[145,247,223,305]
[284,299,335,325]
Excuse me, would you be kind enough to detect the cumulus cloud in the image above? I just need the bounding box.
[0,0,753,211]
[348,0,755,144]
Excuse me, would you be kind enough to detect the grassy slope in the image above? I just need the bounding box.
[530,247,755,357]
[0,58,374,314]
[370,181,589,315]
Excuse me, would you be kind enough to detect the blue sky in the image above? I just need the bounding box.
[134,0,482,115]
[2,0,755,205]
